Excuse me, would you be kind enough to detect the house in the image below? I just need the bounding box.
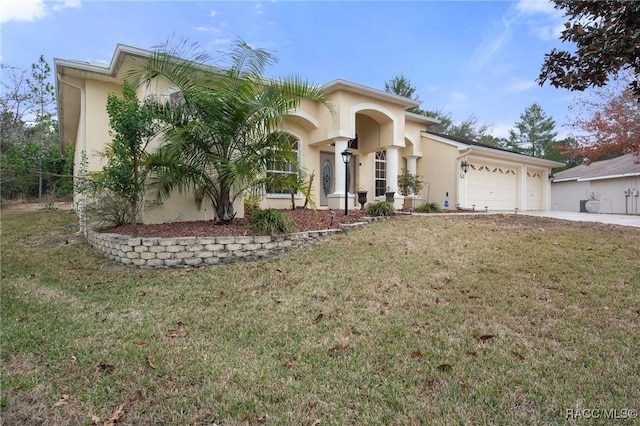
[551,154,640,214]
[55,44,563,224]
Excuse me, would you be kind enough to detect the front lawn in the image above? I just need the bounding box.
[1,207,638,425]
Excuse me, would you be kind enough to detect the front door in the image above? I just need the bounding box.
[320,152,333,206]
[319,152,357,207]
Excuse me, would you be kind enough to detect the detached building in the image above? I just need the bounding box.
[552,154,640,214]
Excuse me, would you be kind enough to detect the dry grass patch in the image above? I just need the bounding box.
[1,208,639,425]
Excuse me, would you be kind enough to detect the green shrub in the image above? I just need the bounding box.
[244,191,262,216]
[414,201,441,213]
[366,201,395,216]
[248,208,296,235]
[84,190,133,229]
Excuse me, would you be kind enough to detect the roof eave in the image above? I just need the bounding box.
[322,79,420,109]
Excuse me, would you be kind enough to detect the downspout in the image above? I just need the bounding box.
[455,148,472,208]
[57,73,87,234]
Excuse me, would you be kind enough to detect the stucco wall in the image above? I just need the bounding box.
[553,177,640,214]
[419,137,458,209]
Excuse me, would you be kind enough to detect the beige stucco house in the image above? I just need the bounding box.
[55,44,562,224]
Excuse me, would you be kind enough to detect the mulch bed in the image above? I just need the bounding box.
[107,208,371,238]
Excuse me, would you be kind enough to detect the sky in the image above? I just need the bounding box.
[1,0,585,139]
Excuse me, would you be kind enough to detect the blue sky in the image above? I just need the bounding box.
[1,0,582,138]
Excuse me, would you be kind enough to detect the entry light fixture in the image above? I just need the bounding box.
[460,160,469,178]
[341,149,352,216]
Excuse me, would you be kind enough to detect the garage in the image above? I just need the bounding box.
[526,169,543,210]
[466,161,517,210]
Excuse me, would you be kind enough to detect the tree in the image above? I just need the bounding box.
[384,74,426,114]
[383,75,501,146]
[538,0,640,101]
[96,81,160,236]
[567,72,640,162]
[505,103,557,157]
[138,38,331,223]
[28,55,56,123]
[0,64,30,151]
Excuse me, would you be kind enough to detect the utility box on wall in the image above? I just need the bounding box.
[579,200,587,213]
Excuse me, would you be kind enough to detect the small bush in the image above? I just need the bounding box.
[244,192,262,216]
[84,190,132,229]
[414,201,441,213]
[366,201,395,216]
[248,208,296,235]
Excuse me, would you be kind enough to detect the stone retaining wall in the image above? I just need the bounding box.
[86,220,375,267]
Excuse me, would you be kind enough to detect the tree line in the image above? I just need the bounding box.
[1,56,73,200]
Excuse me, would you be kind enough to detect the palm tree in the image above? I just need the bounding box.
[136,38,331,223]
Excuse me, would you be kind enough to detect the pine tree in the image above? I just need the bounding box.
[506,103,557,157]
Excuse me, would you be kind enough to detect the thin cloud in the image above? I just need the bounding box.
[0,0,46,23]
[209,10,218,18]
[516,0,565,41]
[0,0,80,23]
[469,15,515,71]
[52,0,80,13]
[516,0,557,15]
[505,79,536,93]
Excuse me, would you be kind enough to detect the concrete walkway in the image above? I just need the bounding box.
[520,211,640,228]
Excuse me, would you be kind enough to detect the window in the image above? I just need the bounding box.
[374,150,387,197]
[169,91,185,110]
[266,135,299,195]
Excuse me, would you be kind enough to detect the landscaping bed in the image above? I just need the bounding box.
[107,208,371,237]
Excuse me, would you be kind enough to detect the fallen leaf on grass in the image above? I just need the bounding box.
[477,334,495,342]
[103,404,124,426]
[328,343,348,355]
[512,351,526,361]
[411,349,423,358]
[437,363,453,372]
[146,356,156,370]
[95,362,115,373]
[312,313,324,324]
[52,394,69,408]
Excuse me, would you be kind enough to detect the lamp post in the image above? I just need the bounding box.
[341,148,352,216]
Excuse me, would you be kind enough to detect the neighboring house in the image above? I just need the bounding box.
[55,44,562,224]
[551,154,640,214]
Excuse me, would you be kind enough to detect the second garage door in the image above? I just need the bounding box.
[467,162,517,210]
[526,170,543,210]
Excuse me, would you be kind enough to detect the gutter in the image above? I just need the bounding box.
[577,172,640,182]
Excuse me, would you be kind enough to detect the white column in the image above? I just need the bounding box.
[386,147,399,193]
[327,138,354,210]
[334,138,348,195]
[386,147,402,209]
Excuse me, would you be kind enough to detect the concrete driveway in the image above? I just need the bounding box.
[521,211,640,228]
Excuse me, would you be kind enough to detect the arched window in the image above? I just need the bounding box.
[266,134,300,195]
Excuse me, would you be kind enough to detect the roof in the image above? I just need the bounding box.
[426,131,521,154]
[424,131,565,167]
[553,153,640,182]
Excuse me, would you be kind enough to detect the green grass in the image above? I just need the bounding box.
[1,208,639,425]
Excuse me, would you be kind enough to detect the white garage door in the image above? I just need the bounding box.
[526,170,543,210]
[467,162,517,210]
